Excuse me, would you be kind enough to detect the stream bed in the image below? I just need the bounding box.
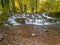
[5,13,60,26]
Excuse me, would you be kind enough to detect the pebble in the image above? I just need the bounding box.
[31,33,35,37]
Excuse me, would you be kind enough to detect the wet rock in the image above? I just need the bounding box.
[16,18,25,24]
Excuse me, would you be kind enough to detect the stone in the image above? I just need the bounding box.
[31,33,35,37]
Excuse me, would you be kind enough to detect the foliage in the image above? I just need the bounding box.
[0,0,10,25]
[49,12,60,18]
[0,0,60,13]
[0,0,60,21]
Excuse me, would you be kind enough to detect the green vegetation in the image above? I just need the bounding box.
[0,0,60,13]
[0,0,60,25]
[0,0,10,25]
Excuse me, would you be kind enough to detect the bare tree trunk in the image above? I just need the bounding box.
[36,0,37,13]
[24,5,27,13]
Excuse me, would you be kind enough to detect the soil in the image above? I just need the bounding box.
[0,24,60,45]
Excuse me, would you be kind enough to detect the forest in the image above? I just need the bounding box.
[0,0,60,25]
[0,0,60,45]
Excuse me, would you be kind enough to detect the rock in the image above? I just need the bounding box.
[45,30,50,32]
[45,30,50,35]
[31,33,35,37]
[16,18,25,24]
[0,34,3,42]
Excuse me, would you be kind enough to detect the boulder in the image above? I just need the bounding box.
[16,18,25,24]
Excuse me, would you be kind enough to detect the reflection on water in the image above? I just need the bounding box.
[5,13,60,26]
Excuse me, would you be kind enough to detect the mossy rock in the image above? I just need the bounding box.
[15,18,25,24]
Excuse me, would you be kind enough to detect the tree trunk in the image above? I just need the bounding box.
[11,0,16,13]
[18,0,23,14]
[24,5,27,13]
[36,0,37,13]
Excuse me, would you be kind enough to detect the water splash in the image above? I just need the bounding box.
[5,13,60,26]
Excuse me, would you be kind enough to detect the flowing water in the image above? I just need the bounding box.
[0,12,60,45]
[5,13,60,26]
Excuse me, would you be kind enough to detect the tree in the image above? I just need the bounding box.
[0,0,10,25]
[36,0,39,13]
[18,0,23,14]
[11,0,16,13]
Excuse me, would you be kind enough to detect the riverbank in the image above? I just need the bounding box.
[0,24,60,45]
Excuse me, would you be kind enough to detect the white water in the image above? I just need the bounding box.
[0,11,59,26]
[6,13,60,26]
[43,13,55,19]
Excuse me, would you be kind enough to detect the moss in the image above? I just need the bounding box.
[15,18,25,24]
[0,9,10,26]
